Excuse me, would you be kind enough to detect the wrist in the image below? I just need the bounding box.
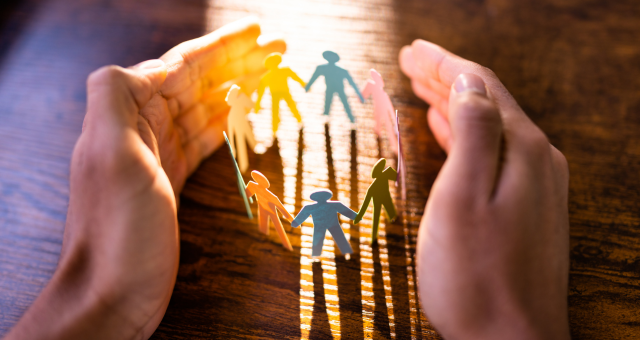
[6,246,137,340]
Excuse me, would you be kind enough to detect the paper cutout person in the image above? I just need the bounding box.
[291,190,356,258]
[255,53,306,134]
[395,111,407,202]
[226,84,257,173]
[354,158,398,242]
[245,170,294,251]
[361,69,398,154]
[305,51,364,124]
[223,131,253,219]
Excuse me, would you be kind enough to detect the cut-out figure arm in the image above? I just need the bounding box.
[273,196,294,222]
[240,93,254,112]
[255,79,267,112]
[288,68,307,88]
[245,181,257,198]
[291,206,313,228]
[354,188,374,224]
[361,80,374,100]
[385,167,398,181]
[336,203,357,220]
[305,67,322,92]
[346,71,365,103]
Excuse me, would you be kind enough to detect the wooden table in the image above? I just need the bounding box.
[1,0,639,339]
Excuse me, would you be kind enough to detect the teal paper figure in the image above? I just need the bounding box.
[291,189,356,258]
[305,51,364,123]
[224,131,253,219]
[354,158,398,242]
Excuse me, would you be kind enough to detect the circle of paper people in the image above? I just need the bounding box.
[223,50,407,259]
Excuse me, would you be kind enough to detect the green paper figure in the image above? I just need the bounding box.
[354,158,398,242]
[224,131,253,219]
[255,53,306,134]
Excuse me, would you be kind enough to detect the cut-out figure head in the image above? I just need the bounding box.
[322,50,340,64]
[251,170,270,188]
[310,190,333,202]
[370,69,384,87]
[226,84,240,103]
[264,53,282,70]
[371,158,386,178]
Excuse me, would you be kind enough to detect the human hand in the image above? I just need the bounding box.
[6,17,285,340]
[399,40,570,340]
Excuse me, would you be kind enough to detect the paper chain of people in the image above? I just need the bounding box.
[224,50,404,259]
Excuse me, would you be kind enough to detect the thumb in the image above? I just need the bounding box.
[439,73,503,201]
[84,59,167,133]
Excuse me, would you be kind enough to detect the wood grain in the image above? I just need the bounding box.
[0,0,639,339]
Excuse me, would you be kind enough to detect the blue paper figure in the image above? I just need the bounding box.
[291,189,356,258]
[305,51,364,123]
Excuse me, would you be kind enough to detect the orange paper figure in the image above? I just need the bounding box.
[245,170,294,251]
[226,84,256,173]
[361,69,398,154]
[255,53,306,134]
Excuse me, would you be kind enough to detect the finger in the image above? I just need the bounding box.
[165,37,285,117]
[183,115,226,175]
[206,36,286,91]
[411,79,449,117]
[399,45,450,99]
[86,60,167,132]
[409,40,524,123]
[160,16,261,98]
[439,74,502,200]
[427,107,452,153]
[175,103,228,145]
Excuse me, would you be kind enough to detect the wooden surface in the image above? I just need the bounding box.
[1,0,639,339]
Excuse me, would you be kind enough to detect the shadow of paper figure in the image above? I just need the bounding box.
[291,190,355,258]
[354,158,398,242]
[361,69,398,154]
[255,52,306,134]
[245,170,294,250]
[226,84,257,173]
[309,261,332,340]
[305,51,364,123]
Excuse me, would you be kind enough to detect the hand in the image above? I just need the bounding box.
[6,17,285,340]
[399,40,570,340]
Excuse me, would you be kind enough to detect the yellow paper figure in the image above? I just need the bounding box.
[226,84,256,173]
[245,170,294,251]
[255,53,306,134]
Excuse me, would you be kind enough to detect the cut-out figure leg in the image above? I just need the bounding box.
[312,228,328,257]
[282,93,302,122]
[385,109,398,153]
[236,130,249,173]
[270,212,293,251]
[271,94,282,133]
[328,225,353,255]
[243,119,257,150]
[258,207,269,235]
[323,91,335,116]
[228,126,237,159]
[382,198,397,223]
[337,90,355,123]
[371,201,382,242]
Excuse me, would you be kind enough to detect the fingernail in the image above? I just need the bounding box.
[454,73,486,95]
[137,59,165,70]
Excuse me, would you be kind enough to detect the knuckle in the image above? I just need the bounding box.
[551,146,570,177]
[520,128,552,161]
[455,93,501,127]
[87,65,129,88]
